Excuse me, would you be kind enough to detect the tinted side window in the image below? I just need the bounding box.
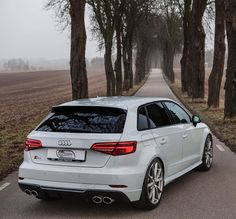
[164,102,191,124]
[138,107,149,130]
[146,103,171,128]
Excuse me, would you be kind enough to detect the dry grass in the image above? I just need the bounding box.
[0,70,148,181]
[0,117,42,180]
[168,78,236,152]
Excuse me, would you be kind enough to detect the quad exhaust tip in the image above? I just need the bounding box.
[25,190,114,204]
[24,189,38,197]
[92,196,103,204]
[32,190,39,197]
[24,189,32,195]
[103,196,115,204]
[92,196,115,204]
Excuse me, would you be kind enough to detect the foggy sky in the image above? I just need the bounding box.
[0,0,101,60]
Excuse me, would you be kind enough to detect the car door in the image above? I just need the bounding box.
[146,102,183,177]
[163,101,202,169]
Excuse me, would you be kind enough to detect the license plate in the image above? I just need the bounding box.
[47,149,86,162]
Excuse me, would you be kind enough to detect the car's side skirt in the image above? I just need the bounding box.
[164,161,202,186]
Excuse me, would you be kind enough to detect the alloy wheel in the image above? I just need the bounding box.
[147,161,164,205]
[205,137,213,168]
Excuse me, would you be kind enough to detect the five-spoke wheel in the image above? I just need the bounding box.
[134,158,164,210]
[198,135,213,171]
[147,160,164,205]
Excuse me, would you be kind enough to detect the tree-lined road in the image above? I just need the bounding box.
[0,69,236,219]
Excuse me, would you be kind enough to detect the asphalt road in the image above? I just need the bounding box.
[1,69,236,219]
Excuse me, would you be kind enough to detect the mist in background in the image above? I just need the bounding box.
[0,0,101,70]
[0,0,214,72]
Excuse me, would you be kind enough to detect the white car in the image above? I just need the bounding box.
[18,96,213,210]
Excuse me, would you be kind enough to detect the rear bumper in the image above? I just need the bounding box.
[18,161,145,202]
[19,183,130,202]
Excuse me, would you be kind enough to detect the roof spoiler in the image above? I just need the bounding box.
[51,105,127,115]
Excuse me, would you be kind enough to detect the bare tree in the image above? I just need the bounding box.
[187,0,207,98]
[122,0,155,91]
[179,0,191,92]
[177,0,214,98]
[208,0,226,108]
[155,1,183,83]
[89,0,155,94]
[88,0,123,96]
[70,0,88,99]
[47,0,88,100]
[114,2,126,95]
[224,0,236,118]
[135,16,155,84]
[121,0,138,91]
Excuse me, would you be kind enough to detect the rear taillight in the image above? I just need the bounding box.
[91,141,137,156]
[25,138,42,151]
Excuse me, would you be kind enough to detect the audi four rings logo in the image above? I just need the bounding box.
[58,140,72,146]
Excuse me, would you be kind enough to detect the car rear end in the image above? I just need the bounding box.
[18,104,145,203]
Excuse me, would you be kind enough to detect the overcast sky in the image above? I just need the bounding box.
[0,0,101,60]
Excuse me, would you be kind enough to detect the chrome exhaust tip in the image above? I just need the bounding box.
[92,196,103,204]
[32,190,39,197]
[103,196,115,205]
[24,189,32,195]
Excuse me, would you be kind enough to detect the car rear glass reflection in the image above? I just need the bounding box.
[37,106,127,133]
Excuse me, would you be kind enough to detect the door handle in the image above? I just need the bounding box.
[160,138,167,145]
[182,134,188,139]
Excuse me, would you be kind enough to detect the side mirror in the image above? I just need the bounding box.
[192,115,201,127]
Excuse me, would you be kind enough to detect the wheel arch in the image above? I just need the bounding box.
[145,156,166,179]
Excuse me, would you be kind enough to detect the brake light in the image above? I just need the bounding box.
[25,138,42,151]
[91,141,137,156]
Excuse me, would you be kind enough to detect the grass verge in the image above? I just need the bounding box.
[0,116,44,181]
[0,73,149,181]
[166,77,236,153]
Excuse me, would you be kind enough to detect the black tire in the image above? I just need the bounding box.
[133,158,164,210]
[197,135,213,171]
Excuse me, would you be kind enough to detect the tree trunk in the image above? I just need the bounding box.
[135,38,148,84]
[127,37,133,89]
[122,36,130,91]
[69,0,88,100]
[186,27,193,97]
[180,0,192,92]
[224,0,236,118]
[122,50,129,91]
[104,40,115,96]
[188,0,207,99]
[135,38,142,85]
[142,49,148,79]
[114,28,122,95]
[144,48,152,78]
[186,45,193,96]
[122,30,133,91]
[162,42,175,83]
[208,0,226,108]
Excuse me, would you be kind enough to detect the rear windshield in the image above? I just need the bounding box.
[36,106,127,133]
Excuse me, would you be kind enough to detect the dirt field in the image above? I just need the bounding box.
[0,69,106,180]
[0,69,106,129]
